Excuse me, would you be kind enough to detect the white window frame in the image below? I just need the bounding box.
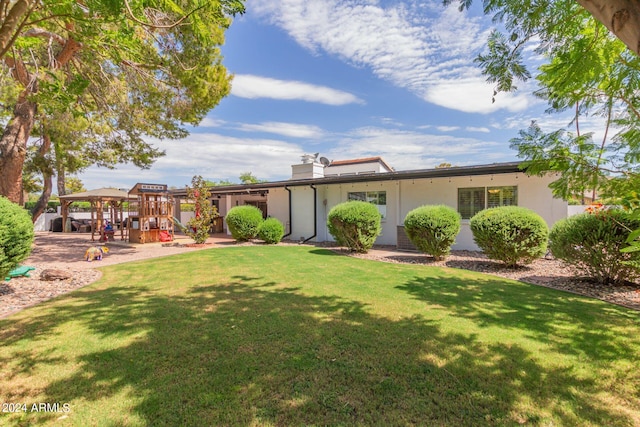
[348,191,387,219]
[458,186,517,219]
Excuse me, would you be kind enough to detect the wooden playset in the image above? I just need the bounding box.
[127,183,174,244]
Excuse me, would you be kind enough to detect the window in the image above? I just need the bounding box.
[458,188,485,220]
[458,186,517,219]
[348,191,387,218]
[487,186,517,208]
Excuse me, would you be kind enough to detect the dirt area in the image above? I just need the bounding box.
[1,232,639,319]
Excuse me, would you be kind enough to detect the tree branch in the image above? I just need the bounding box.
[0,0,37,59]
[23,27,66,45]
[52,23,82,69]
[123,0,205,29]
[4,54,30,87]
[577,0,640,55]
[0,0,36,57]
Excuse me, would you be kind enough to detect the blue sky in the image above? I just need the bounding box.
[79,0,582,190]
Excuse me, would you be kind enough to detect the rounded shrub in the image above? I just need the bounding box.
[470,206,548,267]
[549,209,640,285]
[225,205,264,241]
[257,218,285,244]
[403,205,461,260]
[327,201,382,253]
[0,197,35,279]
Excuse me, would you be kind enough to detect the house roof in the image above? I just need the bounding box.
[129,183,169,195]
[328,156,394,172]
[58,188,134,201]
[171,161,524,197]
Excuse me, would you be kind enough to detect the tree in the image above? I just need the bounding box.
[447,1,640,196]
[185,175,218,244]
[435,162,452,168]
[447,0,640,252]
[444,1,640,58]
[65,177,85,195]
[239,172,266,184]
[0,0,245,204]
[575,1,640,56]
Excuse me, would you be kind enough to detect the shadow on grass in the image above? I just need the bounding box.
[308,249,343,257]
[397,274,640,362]
[0,271,638,425]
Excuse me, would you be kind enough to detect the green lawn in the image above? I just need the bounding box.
[1,246,639,426]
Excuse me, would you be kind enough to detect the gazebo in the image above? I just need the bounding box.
[58,188,134,241]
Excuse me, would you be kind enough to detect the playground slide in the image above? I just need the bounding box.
[172,217,189,233]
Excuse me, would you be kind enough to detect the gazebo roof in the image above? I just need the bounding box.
[58,188,134,202]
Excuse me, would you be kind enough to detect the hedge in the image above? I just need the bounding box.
[327,201,381,253]
[549,209,640,285]
[470,206,548,267]
[225,205,264,241]
[404,205,461,260]
[0,197,35,279]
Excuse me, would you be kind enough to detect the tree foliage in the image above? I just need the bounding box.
[446,0,640,252]
[0,0,245,203]
[239,172,266,184]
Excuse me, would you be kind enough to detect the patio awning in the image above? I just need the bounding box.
[58,188,135,202]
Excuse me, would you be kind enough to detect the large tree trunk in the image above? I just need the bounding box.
[0,0,36,59]
[578,0,640,55]
[31,133,53,223]
[0,93,36,203]
[57,164,66,196]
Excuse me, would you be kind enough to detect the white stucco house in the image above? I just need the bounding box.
[172,155,568,251]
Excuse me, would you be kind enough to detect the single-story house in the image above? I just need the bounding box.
[172,156,568,251]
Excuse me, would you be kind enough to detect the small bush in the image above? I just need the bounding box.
[0,197,35,279]
[549,209,640,285]
[470,206,548,267]
[257,218,285,244]
[404,205,461,260]
[226,205,264,241]
[327,201,381,253]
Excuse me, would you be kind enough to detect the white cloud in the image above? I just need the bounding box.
[436,126,460,132]
[423,79,530,113]
[249,0,533,113]
[465,126,490,133]
[237,121,326,139]
[77,124,519,191]
[327,126,511,171]
[231,74,364,105]
[193,117,226,128]
[79,133,305,189]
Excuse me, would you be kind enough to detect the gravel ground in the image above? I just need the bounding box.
[1,233,639,319]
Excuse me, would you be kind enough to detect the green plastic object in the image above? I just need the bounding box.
[5,266,35,281]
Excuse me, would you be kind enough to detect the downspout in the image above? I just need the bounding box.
[283,186,292,239]
[303,184,317,243]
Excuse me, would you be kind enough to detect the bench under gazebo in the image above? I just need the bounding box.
[58,188,133,242]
